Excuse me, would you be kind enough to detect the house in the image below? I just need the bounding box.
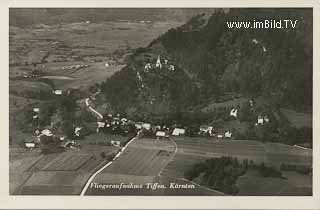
[199,125,214,136]
[135,123,143,130]
[230,108,238,118]
[262,46,267,52]
[74,127,82,137]
[155,55,162,69]
[156,131,166,139]
[144,63,151,71]
[257,115,264,125]
[142,123,151,130]
[168,65,175,71]
[25,142,36,149]
[224,131,232,138]
[111,140,121,147]
[264,115,270,123]
[53,90,62,95]
[105,62,110,67]
[217,134,223,138]
[33,108,40,113]
[41,129,53,137]
[97,122,105,128]
[59,136,66,141]
[172,128,185,136]
[252,38,258,44]
[33,115,39,119]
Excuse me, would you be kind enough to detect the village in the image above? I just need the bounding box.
[23,55,271,153]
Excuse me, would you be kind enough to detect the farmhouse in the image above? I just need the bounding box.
[168,65,175,71]
[53,90,62,95]
[156,131,167,139]
[224,131,232,138]
[172,128,185,136]
[111,140,121,147]
[144,63,151,71]
[230,108,238,118]
[142,123,151,130]
[24,139,36,149]
[41,129,53,137]
[257,115,264,125]
[199,125,214,136]
[75,127,82,137]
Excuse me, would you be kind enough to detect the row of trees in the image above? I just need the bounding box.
[184,157,283,195]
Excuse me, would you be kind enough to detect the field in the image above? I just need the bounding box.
[85,137,177,195]
[11,139,118,195]
[156,136,312,195]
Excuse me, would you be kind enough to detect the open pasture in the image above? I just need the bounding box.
[172,137,312,166]
[41,152,93,171]
[101,147,174,176]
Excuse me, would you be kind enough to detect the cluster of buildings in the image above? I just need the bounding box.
[144,55,175,72]
[25,126,82,150]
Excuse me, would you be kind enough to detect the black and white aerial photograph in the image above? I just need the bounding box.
[9,8,313,196]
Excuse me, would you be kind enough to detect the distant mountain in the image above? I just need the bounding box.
[9,8,217,27]
[99,8,312,121]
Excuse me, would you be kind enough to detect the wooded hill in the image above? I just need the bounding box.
[99,8,312,121]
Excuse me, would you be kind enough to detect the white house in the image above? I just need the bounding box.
[230,108,238,118]
[33,108,40,113]
[111,140,121,147]
[263,46,267,52]
[200,125,214,136]
[252,38,259,44]
[142,123,151,130]
[144,63,151,71]
[224,131,232,138]
[168,65,175,71]
[172,128,185,136]
[41,129,53,137]
[25,142,36,149]
[53,90,62,95]
[135,123,143,130]
[257,115,264,125]
[75,127,82,137]
[97,122,105,128]
[156,131,166,139]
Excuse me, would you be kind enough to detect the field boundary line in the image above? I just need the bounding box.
[80,131,141,196]
[293,145,312,151]
[158,138,178,177]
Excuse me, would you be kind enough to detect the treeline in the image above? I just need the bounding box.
[184,157,284,195]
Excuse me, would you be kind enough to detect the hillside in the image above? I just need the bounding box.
[99,8,312,116]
